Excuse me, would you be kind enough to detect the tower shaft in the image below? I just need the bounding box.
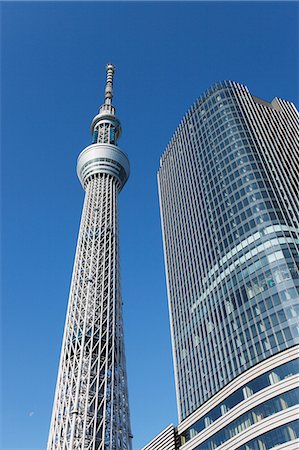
[47,65,131,450]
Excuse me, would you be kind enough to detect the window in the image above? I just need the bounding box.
[181,359,299,445]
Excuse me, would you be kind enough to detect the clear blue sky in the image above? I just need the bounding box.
[1,2,298,449]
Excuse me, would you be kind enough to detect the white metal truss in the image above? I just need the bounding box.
[47,65,132,450]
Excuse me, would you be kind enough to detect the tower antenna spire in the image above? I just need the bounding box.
[104,63,115,105]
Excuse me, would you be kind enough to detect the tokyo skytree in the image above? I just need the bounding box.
[47,64,132,450]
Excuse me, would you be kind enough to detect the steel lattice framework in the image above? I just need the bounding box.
[47,65,132,450]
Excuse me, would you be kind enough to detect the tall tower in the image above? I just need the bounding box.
[145,81,299,450]
[47,64,132,450]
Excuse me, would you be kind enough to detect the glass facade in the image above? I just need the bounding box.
[158,81,299,421]
[181,359,299,444]
[193,390,298,450]
[237,420,299,450]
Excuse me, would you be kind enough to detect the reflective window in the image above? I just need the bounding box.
[237,420,299,450]
[181,359,298,444]
[92,129,98,143]
[192,391,298,450]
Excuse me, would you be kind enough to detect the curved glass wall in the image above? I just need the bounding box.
[192,389,298,450]
[158,81,299,420]
[237,420,299,450]
[181,358,299,444]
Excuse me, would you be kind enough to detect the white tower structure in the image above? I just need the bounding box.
[47,64,132,450]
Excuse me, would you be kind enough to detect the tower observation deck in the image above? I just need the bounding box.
[47,64,132,450]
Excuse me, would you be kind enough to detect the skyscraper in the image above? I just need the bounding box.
[47,65,132,450]
[144,81,299,449]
